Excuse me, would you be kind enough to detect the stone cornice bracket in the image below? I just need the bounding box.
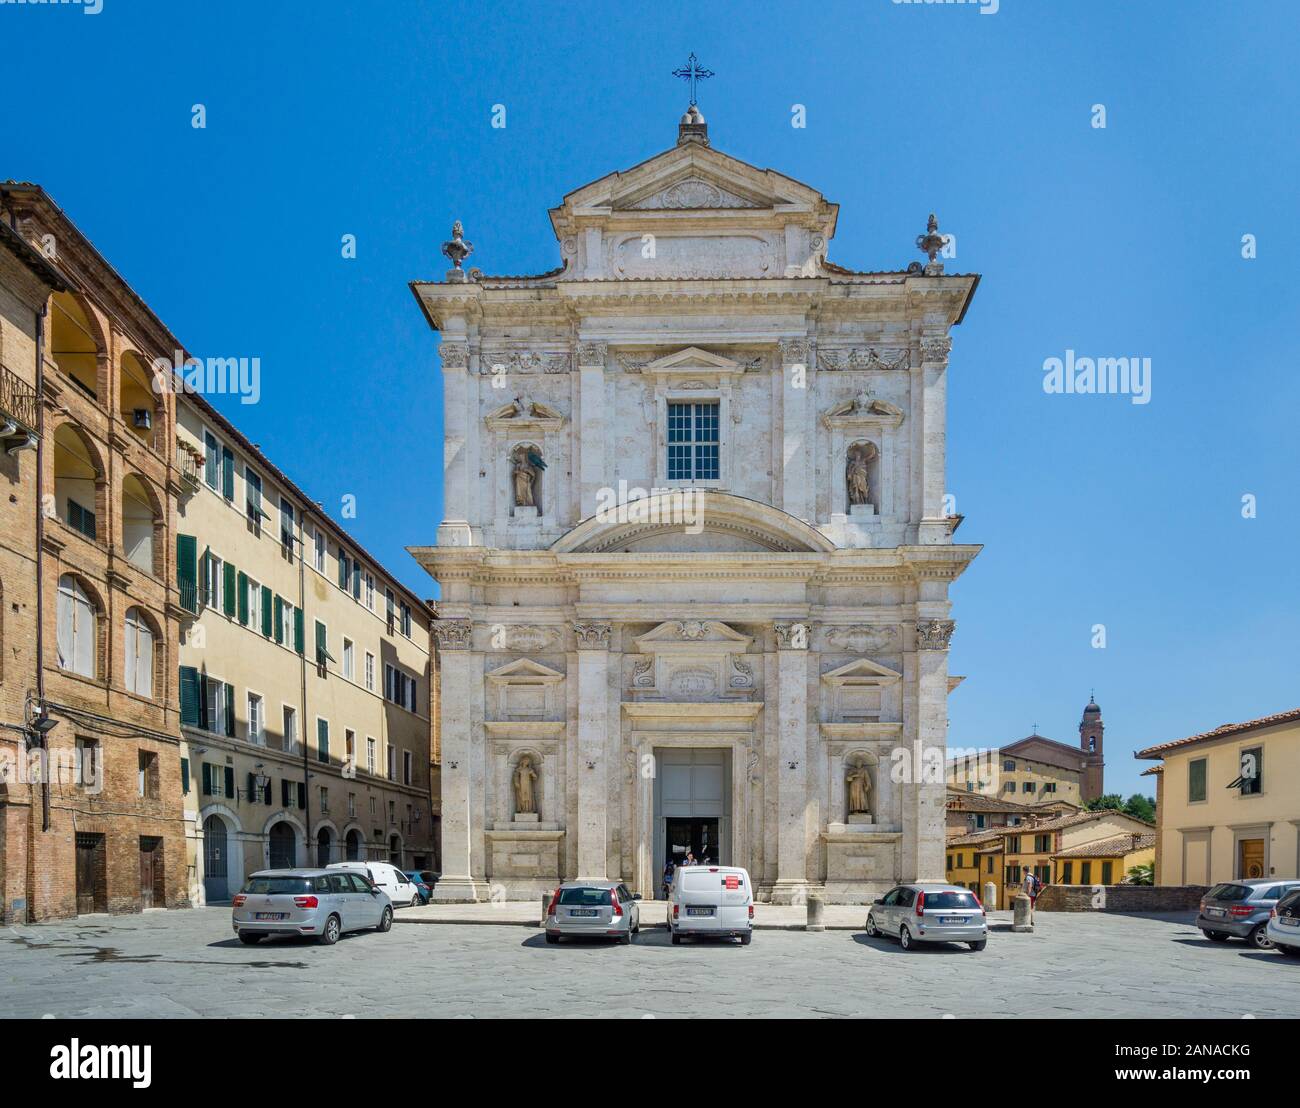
[778,338,812,365]
[576,341,608,367]
[573,620,612,650]
[915,619,955,650]
[432,618,473,649]
[773,620,811,650]
[919,336,952,368]
[438,341,470,370]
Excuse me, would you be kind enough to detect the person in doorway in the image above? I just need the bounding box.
[683,850,697,868]
[661,859,675,900]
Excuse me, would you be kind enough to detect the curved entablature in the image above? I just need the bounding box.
[551,490,837,555]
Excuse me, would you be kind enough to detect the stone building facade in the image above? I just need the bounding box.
[0,184,188,921]
[411,109,980,903]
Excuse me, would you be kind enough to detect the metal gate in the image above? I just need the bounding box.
[202,815,229,902]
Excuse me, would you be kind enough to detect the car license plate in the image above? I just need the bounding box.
[1281,917,1299,927]
[1207,908,1225,917]
[569,908,597,917]
[255,912,286,921]
[687,907,714,917]
[939,916,965,925]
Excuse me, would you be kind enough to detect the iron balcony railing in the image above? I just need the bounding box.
[0,363,39,434]
[176,444,202,491]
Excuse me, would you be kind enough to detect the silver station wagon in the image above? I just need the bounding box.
[232,868,393,945]
[866,882,988,951]
[545,881,641,944]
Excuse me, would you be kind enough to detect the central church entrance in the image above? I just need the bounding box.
[653,748,730,889]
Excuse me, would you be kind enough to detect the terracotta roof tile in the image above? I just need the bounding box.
[1053,832,1156,859]
[1135,707,1300,759]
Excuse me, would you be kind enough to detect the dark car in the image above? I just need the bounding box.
[405,870,439,905]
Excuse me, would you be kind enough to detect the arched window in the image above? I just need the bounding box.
[53,424,103,541]
[121,474,159,574]
[124,607,155,697]
[56,574,97,677]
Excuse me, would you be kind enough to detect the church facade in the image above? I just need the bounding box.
[410,107,980,903]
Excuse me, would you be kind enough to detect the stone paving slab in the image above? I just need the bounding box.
[2,906,1295,1019]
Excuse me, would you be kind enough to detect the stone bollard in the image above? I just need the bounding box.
[540,892,552,927]
[1012,893,1034,932]
[984,882,997,912]
[806,893,825,932]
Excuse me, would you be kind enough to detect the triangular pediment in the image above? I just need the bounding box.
[486,657,564,681]
[642,346,745,375]
[634,619,752,652]
[821,657,902,683]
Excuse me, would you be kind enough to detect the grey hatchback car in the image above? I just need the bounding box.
[232,869,394,945]
[866,883,988,951]
[1198,879,1300,949]
[545,881,641,944]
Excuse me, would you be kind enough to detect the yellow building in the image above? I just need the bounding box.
[175,392,438,903]
[1052,832,1155,887]
[945,786,1077,839]
[945,832,1000,897]
[1137,707,1300,886]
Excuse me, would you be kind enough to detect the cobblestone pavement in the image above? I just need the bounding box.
[2,907,1297,1018]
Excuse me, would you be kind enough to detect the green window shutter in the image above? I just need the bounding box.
[338,551,349,590]
[201,762,212,796]
[317,718,329,763]
[225,683,235,738]
[293,608,304,655]
[281,779,291,807]
[223,562,237,617]
[297,782,306,810]
[221,445,235,500]
[274,596,284,644]
[237,572,249,625]
[260,585,273,637]
[181,757,190,795]
[315,620,327,665]
[224,765,235,798]
[176,534,198,613]
[179,665,200,727]
[247,771,257,802]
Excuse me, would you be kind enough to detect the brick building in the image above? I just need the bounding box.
[0,184,188,921]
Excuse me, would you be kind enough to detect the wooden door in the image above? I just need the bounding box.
[139,840,155,909]
[75,833,105,914]
[1239,838,1265,880]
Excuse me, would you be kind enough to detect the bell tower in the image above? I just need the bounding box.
[1079,695,1105,802]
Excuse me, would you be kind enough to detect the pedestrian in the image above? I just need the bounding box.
[683,850,697,868]
[1023,868,1042,922]
[661,858,675,900]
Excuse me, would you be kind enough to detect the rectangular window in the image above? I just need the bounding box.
[387,744,397,782]
[204,430,220,489]
[1101,860,1114,885]
[388,800,396,825]
[280,497,295,560]
[400,602,412,638]
[280,600,296,647]
[1006,836,1020,853]
[366,737,376,775]
[338,549,350,590]
[365,574,375,610]
[345,729,356,770]
[385,589,395,634]
[352,562,362,601]
[319,786,329,814]
[348,792,356,818]
[666,400,720,481]
[1022,781,1036,793]
[342,638,355,681]
[246,468,264,529]
[201,551,223,610]
[1188,757,1207,803]
[138,751,159,800]
[403,750,413,786]
[365,651,375,692]
[315,620,331,668]
[1061,861,1073,884]
[67,498,97,539]
[1034,834,1051,853]
[316,718,330,764]
[283,705,298,754]
[313,526,326,573]
[77,738,100,791]
[1081,861,1093,885]
[247,692,263,744]
[1239,746,1263,795]
[206,677,229,736]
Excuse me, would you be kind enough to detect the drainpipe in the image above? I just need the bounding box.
[34,300,50,833]
[298,515,311,859]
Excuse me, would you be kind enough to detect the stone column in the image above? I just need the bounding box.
[778,338,813,523]
[436,341,475,547]
[771,620,810,904]
[902,618,953,883]
[430,619,489,900]
[574,620,611,879]
[577,342,607,519]
[917,335,951,546]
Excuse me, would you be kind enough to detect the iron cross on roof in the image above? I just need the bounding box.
[672,52,714,106]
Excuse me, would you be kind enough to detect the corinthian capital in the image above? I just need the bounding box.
[433,618,473,649]
[439,342,470,370]
[573,620,612,649]
[778,338,811,365]
[915,619,955,650]
[577,341,608,366]
[919,336,952,367]
[773,621,810,650]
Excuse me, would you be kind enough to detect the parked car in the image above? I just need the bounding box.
[328,861,421,907]
[405,870,439,905]
[1198,879,1300,949]
[232,869,393,945]
[865,883,988,951]
[1265,888,1300,956]
[545,881,640,944]
[666,865,754,945]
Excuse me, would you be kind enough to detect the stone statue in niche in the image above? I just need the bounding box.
[511,446,545,508]
[846,759,874,818]
[513,754,538,816]
[846,442,877,507]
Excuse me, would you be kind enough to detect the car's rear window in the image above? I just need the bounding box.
[1278,889,1300,910]
[559,887,610,906]
[1206,883,1251,902]
[922,891,980,910]
[243,876,313,895]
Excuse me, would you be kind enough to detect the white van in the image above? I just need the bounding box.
[667,865,754,945]
[328,861,420,907]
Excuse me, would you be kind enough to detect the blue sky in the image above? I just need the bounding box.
[4,0,1297,797]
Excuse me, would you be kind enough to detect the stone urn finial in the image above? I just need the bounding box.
[441,220,474,277]
[916,213,946,275]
